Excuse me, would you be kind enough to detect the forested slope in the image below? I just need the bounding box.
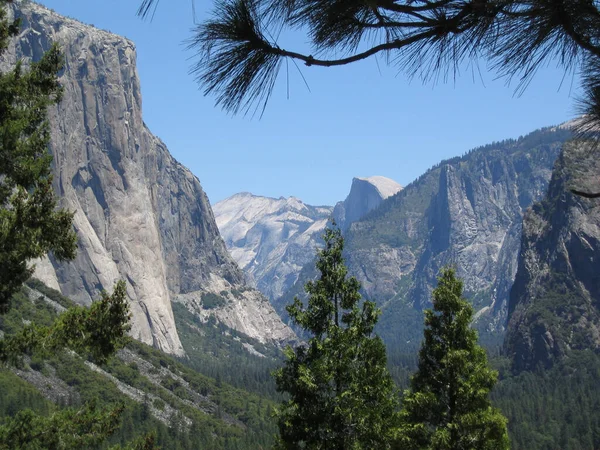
[0,280,280,449]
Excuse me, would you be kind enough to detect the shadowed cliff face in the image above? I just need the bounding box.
[506,141,600,372]
[5,2,294,354]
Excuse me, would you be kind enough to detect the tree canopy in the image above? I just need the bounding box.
[273,225,399,449]
[0,281,132,367]
[138,0,600,127]
[0,0,76,309]
[397,267,509,450]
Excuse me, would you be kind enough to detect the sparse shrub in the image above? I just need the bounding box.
[201,293,227,310]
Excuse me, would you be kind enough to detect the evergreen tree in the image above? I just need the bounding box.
[0,5,146,446]
[397,267,509,450]
[0,0,76,309]
[0,281,132,366]
[273,225,399,450]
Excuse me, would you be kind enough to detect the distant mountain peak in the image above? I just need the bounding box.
[354,176,403,199]
[213,193,333,300]
[333,175,402,230]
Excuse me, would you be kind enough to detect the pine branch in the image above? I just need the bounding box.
[188,0,284,115]
[137,0,159,19]
[575,57,600,137]
[571,189,600,199]
[141,0,600,122]
[278,31,439,66]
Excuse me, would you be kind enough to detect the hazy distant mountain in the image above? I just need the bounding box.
[213,193,333,300]
[333,176,403,230]
[214,176,403,301]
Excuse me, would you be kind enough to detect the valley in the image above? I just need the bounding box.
[1,1,599,449]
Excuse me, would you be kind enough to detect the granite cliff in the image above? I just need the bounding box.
[5,1,294,354]
[342,129,572,345]
[333,176,403,230]
[274,128,572,351]
[505,141,600,372]
[214,176,401,302]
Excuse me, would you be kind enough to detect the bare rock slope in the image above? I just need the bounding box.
[213,193,333,300]
[7,1,294,354]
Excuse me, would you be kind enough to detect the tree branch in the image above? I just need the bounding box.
[571,189,600,198]
[275,29,439,66]
[377,0,454,14]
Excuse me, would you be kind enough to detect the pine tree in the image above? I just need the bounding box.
[273,225,399,450]
[0,0,77,309]
[0,5,148,446]
[397,267,509,450]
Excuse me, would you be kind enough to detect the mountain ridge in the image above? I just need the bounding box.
[271,127,573,355]
[214,175,403,302]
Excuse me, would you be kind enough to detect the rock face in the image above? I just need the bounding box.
[6,1,294,354]
[321,128,573,346]
[214,177,401,302]
[333,176,402,230]
[213,193,333,300]
[505,141,600,372]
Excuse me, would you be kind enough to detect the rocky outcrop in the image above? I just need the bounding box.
[213,193,333,300]
[334,128,573,345]
[6,1,294,354]
[333,176,402,230]
[505,141,600,372]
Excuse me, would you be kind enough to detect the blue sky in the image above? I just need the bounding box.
[38,0,580,206]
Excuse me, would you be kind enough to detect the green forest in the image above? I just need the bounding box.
[1,256,599,449]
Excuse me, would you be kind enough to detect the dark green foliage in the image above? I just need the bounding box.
[492,351,600,450]
[397,268,509,450]
[0,400,124,449]
[0,370,51,418]
[201,292,228,309]
[172,302,282,399]
[274,226,399,449]
[0,281,281,449]
[0,281,131,366]
[0,1,76,309]
[0,282,144,449]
